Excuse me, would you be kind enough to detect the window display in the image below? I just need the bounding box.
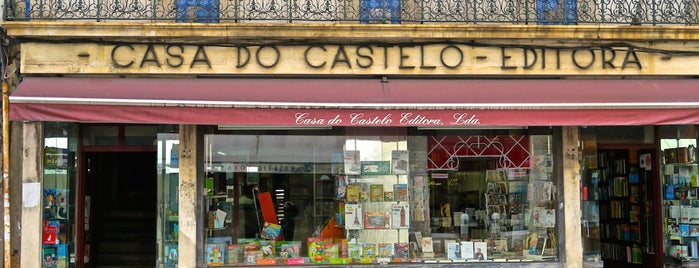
[42,123,78,268]
[661,129,699,266]
[198,131,558,265]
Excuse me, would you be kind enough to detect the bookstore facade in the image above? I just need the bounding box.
[7,34,699,268]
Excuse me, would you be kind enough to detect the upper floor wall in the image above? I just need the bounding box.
[4,0,699,25]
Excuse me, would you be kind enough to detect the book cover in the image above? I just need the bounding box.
[261,222,282,240]
[346,184,361,203]
[421,237,434,253]
[394,184,408,202]
[344,151,361,175]
[370,184,384,202]
[225,244,242,264]
[391,150,409,175]
[446,241,460,259]
[323,243,339,259]
[361,161,390,175]
[474,241,488,260]
[391,203,409,229]
[336,175,347,199]
[167,244,180,265]
[55,244,67,268]
[259,240,276,259]
[364,211,390,229]
[362,243,377,258]
[43,246,57,268]
[384,191,394,201]
[206,243,225,266]
[348,243,362,258]
[344,204,363,230]
[278,241,301,258]
[378,243,393,257]
[460,241,474,259]
[43,220,60,245]
[359,183,369,202]
[681,224,691,236]
[394,242,409,258]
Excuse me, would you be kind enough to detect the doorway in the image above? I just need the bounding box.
[84,151,157,268]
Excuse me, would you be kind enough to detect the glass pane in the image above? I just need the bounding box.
[157,133,180,267]
[125,125,158,146]
[660,125,699,262]
[43,122,78,268]
[82,126,119,146]
[198,131,559,265]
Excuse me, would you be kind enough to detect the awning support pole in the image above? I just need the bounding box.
[3,81,11,268]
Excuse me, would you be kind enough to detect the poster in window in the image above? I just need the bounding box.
[391,150,409,175]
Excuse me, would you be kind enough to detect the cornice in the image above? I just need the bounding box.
[4,22,699,43]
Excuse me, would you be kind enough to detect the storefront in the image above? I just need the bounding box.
[6,34,699,268]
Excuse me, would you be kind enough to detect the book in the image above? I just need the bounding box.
[370,184,384,202]
[474,241,488,260]
[394,242,409,258]
[346,184,361,203]
[344,151,361,175]
[42,220,60,245]
[364,211,390,229]
[394,184,408,201]
[391,150,409,175]
[167,244,180,265]
[378,243,393,257]
[361,161,390,175]
[261,222,282,240]
[421,237,434,253]
[206,243,225,266]
[336,175,347,199]
[43,246,57,268]
[460,241,474,259]
[323,243,339,259]
[362,243,377,258]
[278,241,301,258]
[384,191,394,201]
[391,203,409,229]
[55,244,67,268]
[259,240,276,259]
[348,243,362,258]
[344,204,363,230]
[446,241,460,259]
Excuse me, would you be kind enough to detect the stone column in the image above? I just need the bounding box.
[178,125,204,267]
[18,122,43,268]
[562,126,582,267]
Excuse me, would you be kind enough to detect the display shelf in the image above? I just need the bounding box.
[662,146,699,262]
[597,149,644,266]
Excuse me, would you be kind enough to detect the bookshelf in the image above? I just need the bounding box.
[661,144,699,264]
[598,149,643,266]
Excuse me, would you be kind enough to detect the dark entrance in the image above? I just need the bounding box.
[84,151,157,268]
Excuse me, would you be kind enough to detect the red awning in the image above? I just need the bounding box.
[9,77,699,126]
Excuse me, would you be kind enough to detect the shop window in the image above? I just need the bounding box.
[42,122,78,268]
[360,0,401,24]
[536,0,577,25]
[197,132,558,265]
[82,125,119,146]
[124,125,158,146]
[659,125,699,264]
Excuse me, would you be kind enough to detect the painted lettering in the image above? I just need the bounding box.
[399,113,444,125]
[350,113,393,125]
[450,113,480,126]
[295,113,327,125]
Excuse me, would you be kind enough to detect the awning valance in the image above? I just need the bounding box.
[10,77,699,126]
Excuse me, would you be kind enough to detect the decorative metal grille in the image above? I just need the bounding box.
[427,135,531,170]
[5,0,699,24]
